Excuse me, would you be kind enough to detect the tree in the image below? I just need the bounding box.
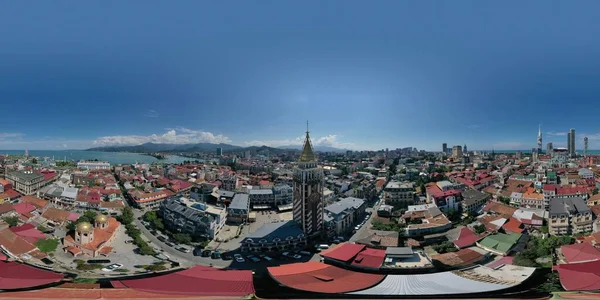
[152,218,165,230]
[594,188,599,195]
[35,238,59,253]
[432,241,458,254]
[173,233,192,245]
[3,216,18,227]
[388,164,397,175]
[474,224,486,234]
[143,211,159,223]
[120,206,134,225]
[31,158,38,164]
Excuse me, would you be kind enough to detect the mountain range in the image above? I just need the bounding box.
[86,142,349,153]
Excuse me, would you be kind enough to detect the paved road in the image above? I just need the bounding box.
[349,196,382,242]
[131,210,232,268]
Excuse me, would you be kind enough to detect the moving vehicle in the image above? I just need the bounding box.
[102,263,123,272]
[234,254,245,263]
[317,244,330,250]
[125,240,134,244]
[176,246,190,253]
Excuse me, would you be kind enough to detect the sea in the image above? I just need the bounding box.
[0,150,195,165]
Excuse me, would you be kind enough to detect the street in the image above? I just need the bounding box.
[131,209,232,268]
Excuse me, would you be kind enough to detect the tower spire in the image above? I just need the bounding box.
[299,122,316,162]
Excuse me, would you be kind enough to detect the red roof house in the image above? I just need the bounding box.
[502,217,524,234]
[453,227,482,249]
[0,261,64,290]
[12,203,36,215]
[112,266,254,297]
[9,224,46,244]
[561,243,600,264]
[320,243,366,262]
[351,248,386,269]
[554,260,600,291]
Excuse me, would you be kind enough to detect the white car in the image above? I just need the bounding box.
[102,263,123,272]
[234,254,245,263]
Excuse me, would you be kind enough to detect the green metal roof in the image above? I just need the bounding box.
[478,232,521,253]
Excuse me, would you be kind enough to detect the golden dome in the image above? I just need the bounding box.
[76,222,93,233]
[95,214,108,223]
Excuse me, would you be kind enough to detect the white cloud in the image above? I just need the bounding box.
[92,128,232,146]
[243,134,357,150]
[144,109,159,118]
[547,131,568,136]
[0,132,24,140]
[466,124,479,129]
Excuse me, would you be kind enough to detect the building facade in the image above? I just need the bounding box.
[452,145,463,158]
[384,181,415,205]
[293,129,325,237]
[160,197,226,240]
[77,161,111,170]
[227,193,249,224]
[549,197,592,235]
[273,184,293,206]
[6,170,45,195]
[324,197,366,236]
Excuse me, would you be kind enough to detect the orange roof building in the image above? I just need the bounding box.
[63,214,120,258]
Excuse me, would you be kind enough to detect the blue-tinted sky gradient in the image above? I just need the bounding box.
[1,1,600,150]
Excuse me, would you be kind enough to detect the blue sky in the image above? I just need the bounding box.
[1,1,600,151]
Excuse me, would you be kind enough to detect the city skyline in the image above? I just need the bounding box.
[2,2,600,151]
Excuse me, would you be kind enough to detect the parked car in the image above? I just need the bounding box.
[221,253,233,260]
[125,240,134,244]
[250,257,260,263]
[292,254,302,259]
[157,236,167,243]
[201,250,212,257]
[211,251,221,259]
[166,241,175,247]
[234,254,245,263]
[299,251,312,256]
[88,259,111,264]
[101,263,123,272]
[263,256,273,261]
[282,251,290,256]
[193,247,203,256]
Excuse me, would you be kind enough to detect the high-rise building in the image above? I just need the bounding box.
[463,144,468,153]
[547,142,553,155]
[216,147,223,156]
[442,143,448,154]
[569,128,576,157]
[452,145,463,158]
[537,124,543,153]
[293,126,324,237]
[584,137,589,157]
[532,148,538,162]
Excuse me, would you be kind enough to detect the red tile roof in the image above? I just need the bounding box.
[268,261,385,293]
[114,266,254,297]
[554,260,600,291]
[453,227,481,249]
[502,217,524,234]
[319,243,366,262]
[12,203,36,215]
[0,261,63,290]
[20,196,48,209]
[0,228,37,256]
[483,201,517,218]
[561,243,600,263]
[351,248,386,268]
[4,189,21,198]
[0,203,15,215]
[485,256,514,269]
[9,224,46,244]
[543,184,557,191]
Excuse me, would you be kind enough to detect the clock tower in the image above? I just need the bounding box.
[293,123,324,237]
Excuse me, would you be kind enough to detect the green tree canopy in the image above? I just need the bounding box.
[3,216,19,227]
